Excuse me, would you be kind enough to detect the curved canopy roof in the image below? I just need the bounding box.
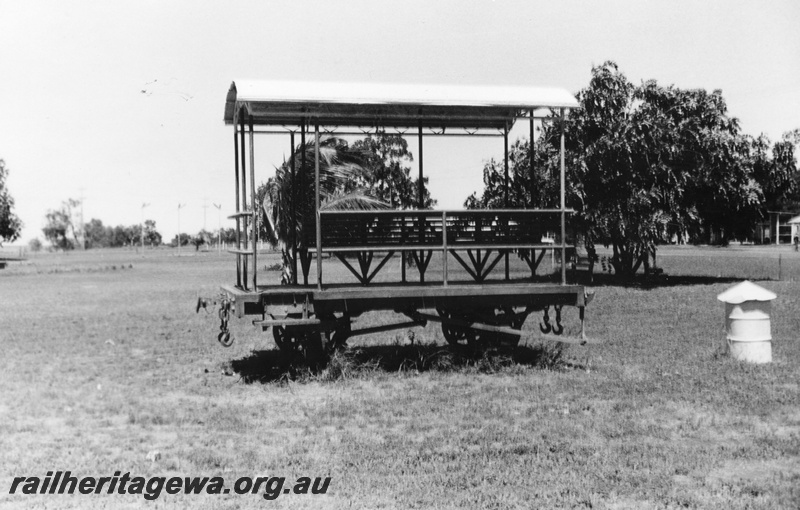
[224,80,578,130]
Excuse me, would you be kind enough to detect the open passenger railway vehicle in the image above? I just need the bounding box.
[198,80,596,356]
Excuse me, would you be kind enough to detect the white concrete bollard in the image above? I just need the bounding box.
[717,281,776,364]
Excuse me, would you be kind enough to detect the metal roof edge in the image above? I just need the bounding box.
[224,79,579,125]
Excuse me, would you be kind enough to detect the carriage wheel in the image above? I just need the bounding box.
[272,325,302,352]
[328,322,351,352]
[310,313,349,353]
[273,325,327,367]
[488,307,525,347]
[472,306,526,347]
[437,307,476,347]
[437,307,525,348]
[273,314,350,358]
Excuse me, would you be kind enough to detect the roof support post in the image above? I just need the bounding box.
[504,123,510,280]
[417,120,424,209]
[560,108,566,285]
[503,123,509,206]
[529,110,535,208]
[233,109,241,288]
[290,130,297,285]
[529,111,536,278]
[315,122,322,290]
[442,210,448,287]
[239,107,248,290]
[249,114,257,290]
[300,121,307,285]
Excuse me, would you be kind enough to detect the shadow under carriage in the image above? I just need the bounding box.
[229,341,573,384]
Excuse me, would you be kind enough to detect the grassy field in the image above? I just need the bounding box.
[1,246,799,509]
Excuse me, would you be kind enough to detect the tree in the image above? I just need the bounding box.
[219,228,237,245]
[467,61,771,278]
[43,207,74,250]
[143,219,162,246]
[84,218,108,248]
[350,132,436,209]
[193,230,212,251]
[105,225,144,247]
[170,233,192,247]
[565,62,665,275]
[752,129,800,213]
[630,79,761,245]
[109,225,128,247]
[129,224,143,246]
[0,159,22,245]
[43,199,81,250]
[258,136,389,284]
[566,62,764,275]
[28,238,42,252]
[464,137,564,211]
[464,137,565,243]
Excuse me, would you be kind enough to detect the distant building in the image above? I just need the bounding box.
[789,215,800,244]
[755,211,800,244]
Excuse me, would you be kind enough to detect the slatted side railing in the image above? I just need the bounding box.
[317,210,562,246]
[303,209,572,285]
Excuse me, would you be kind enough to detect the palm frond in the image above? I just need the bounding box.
[322,191,391,211]
[258,136,384,282]
[261,193,280,246]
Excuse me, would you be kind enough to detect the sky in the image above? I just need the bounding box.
[1,0,798,244]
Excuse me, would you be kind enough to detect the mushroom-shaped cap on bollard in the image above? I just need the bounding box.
[717,280,777,304]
